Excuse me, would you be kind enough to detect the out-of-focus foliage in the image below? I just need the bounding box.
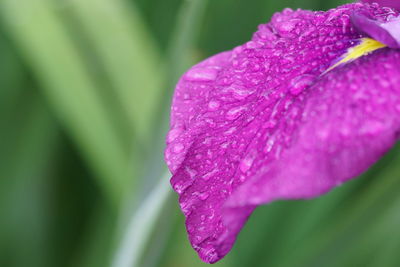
[0,0,399,267]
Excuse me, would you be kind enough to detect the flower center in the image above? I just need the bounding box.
[326,38,386,73]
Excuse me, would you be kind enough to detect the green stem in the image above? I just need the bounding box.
[111,171,172,267]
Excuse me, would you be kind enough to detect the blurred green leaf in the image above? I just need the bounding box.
[165,0,209,87]
[74,203,117,267]
[0,0,130,204]
[0,93,58,267]
[61,0,163,148]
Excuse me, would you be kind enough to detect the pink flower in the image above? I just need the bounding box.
[165,1,400,263]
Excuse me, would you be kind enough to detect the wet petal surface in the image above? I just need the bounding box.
[361,0,400,10]
[165,3,400,263]
[352,10,400,48]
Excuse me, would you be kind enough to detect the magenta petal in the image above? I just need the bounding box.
[361,0,400,10]
[165,3,400,264]
[226,48,400,208]
[352,11,400,48]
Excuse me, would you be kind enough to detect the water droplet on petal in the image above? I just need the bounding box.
[289,74,315,95]
[173,179,193,194]
[202,169,217,180]
[167,127,183,143]
[208,100,220,111]
[282,8,294,14]
[245,41,263,49]
[220,142,229,149]
[257,25,277,41]
[185,67,218,82]
[226,106,247,120]
[187,224,195,233]
[198,192,210,200]
[277,20,296,34]
[231,86,255,100]
[240,155,255,173]
[265,138,275,153]
[224,127,237,135]
[185,166,197,179]
[172,143,185,153]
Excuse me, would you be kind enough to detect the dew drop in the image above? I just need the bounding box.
[224,127,237,135]
[230,86,255,100]
[245,41,263,49]
[208,100,220,111]
[185,166,197,179]
[282,8,294,14]
[198,192,210,200]
[264,61,271,71]
[233,45,243,55]
[173,180,192,194]
[167,127,183,143]
[289,74,315,95]
[226,106,246,120]
[187,224,195,233]
[208,210,215,219]
[172,143,185,153]
[265,138,275,153]
[257,26,277,41]
[277,20,296,33]
[220,142,229,149]
[262,120,277,129]
[239,156,255,173]
[185,67,218,82]
[202,169,217,180]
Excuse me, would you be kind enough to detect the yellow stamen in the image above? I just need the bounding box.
[325,38,386,73]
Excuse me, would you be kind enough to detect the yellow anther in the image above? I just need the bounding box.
[325,38,386,73]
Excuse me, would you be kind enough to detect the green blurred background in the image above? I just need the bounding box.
[1,0,400,267]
